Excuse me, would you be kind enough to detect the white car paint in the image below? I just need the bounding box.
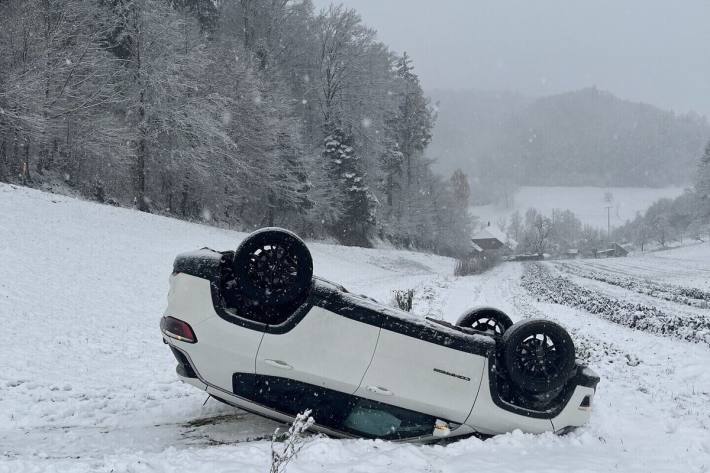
[256,306,380,394]
[166,273,263,391]
[354,327,486,423]
[163,271,595,439]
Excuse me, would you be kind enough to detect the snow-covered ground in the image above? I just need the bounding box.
[2,183,709,472]
[563,243,710,292]
[472,185,685,229]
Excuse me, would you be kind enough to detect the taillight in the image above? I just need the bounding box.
[161,316,197,343]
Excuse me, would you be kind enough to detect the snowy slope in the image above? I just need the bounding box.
[472,186,685,229]
[2,183,710,473]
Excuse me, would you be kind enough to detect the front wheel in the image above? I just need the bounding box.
[501,319,576,394]
[233,228,313,306]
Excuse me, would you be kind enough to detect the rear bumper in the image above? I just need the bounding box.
[168,344,198,379]
[177,371,208,390]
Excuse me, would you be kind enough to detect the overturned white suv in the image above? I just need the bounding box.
[161,228,599,441]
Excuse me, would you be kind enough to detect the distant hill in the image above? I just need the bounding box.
[427,87,710,202]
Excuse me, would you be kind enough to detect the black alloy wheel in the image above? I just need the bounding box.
[233,228,313,306]
[501,319,576,394]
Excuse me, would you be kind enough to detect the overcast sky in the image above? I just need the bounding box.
[312,0,710,117]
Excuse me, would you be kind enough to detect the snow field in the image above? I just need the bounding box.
[1,183,710,472]
[471,185,685,229]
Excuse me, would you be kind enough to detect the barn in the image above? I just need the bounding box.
[471,225,516,256]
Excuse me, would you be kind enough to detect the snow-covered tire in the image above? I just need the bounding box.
[456,307,513,336]
[233,228,313,306]
[501,319,575,394]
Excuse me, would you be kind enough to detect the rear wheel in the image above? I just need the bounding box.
[233,228,313,306]
[501,319,575,394]
[456,307,513,336]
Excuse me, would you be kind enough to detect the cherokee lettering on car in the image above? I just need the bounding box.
[433,368,471,382]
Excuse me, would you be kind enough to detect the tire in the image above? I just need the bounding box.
[456,307,513,336]
[501,319,575,394]
[233,227,313,306]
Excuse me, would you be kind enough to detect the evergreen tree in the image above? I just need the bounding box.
[450,169,471,205]
[507,210,523,243]
[323,127,375,245]
[696,141,710,213]
[389,53,434,187]
[379,138,404,208]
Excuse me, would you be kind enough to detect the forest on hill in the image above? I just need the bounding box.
[428,87,710,203]
[0,0,473,255]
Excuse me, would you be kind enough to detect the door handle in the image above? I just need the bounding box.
[366,385,393,396]
[263,359,293,370]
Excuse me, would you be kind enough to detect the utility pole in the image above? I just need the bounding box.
[605,205,612,242]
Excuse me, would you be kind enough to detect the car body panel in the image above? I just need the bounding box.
[165,273,217,327]
[256,306,380,394]
[166,273,265,391]
[465,360,555,434]
[550,385,595,432]
[355,328,485,423]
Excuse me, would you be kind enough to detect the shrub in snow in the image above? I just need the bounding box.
[270,410,315,473]
[454,254,499,276]
[393,289,415,311]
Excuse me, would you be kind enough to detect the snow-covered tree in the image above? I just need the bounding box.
[106,0,246,212]
[696,141,710,214]
[0,0,472,256]
[507,210,523,243]
[389,53,434,187]
[323,128,376,245]
[379,139,404,208]
[450,169,471,205]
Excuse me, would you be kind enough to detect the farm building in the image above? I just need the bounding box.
[608,242,629,257]
[597,243,629,258]
[471,225,516,256]
[563,249,580,259]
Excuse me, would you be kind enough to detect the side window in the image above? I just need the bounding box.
[242,375,440,440]
[342,400,438,440]
[246,375,355,428]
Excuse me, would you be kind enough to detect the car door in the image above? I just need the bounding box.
[255,304,381,395]
[354,318,487,423]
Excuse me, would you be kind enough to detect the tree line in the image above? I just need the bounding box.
[613,142,710,250]
[500,141,710,255]
[0,0,473,255]
[503,207,605,256]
